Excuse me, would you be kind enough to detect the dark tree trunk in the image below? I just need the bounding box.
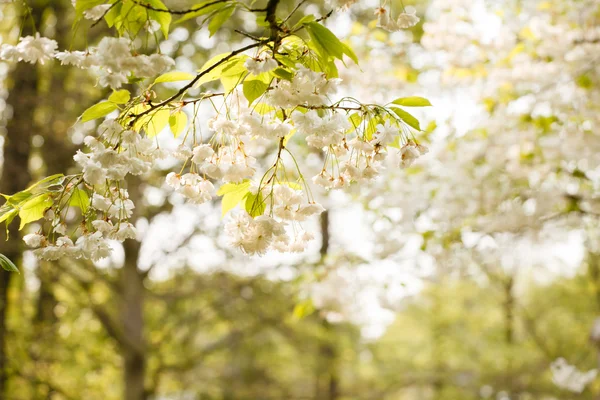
[0,55,37,399]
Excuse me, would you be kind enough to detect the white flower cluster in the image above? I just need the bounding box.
[244,56,278,76]
[551,358,597,393]
[297,114,428,189]
[224,185,324,255]
[268,65,340,108]
[166,172,215,204]
[375,8,420,32]
[1,35,174,88]
[74,119,162,185]
[57,37,175,88]
[0,33,58,64]
[22,118,169,260]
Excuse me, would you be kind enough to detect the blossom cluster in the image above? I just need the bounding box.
[375,8,420,32]
[1,35,174,89]
[2,1,429,260]
[23,118,167,260]
[550,358,598,393]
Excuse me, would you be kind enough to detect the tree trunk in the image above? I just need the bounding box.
[315,211,339,400]
[0,33,40,398]
[120,178,146,400]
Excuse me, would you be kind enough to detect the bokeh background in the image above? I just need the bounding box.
[0,0,599,399]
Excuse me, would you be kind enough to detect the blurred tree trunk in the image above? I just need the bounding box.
[315,211,339,400]
[0,1,48,394]
[120,178,147,400]
[0,52,36,400]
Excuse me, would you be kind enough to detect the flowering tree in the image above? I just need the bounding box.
[0,0,429,268]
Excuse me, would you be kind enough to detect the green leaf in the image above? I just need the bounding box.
[75,0,106,15]
[0,208,18,225]
[18,194,53,230]
[364,115,384,141]
[0,254,19,273]
[143,109,171,138]
[292,15,315,30]
[194,53,248,88]
[253,103,275,115]
[69,188,90,213]
[292,299,315,320]
[243,79,269,105]
[108,89,131,104]
[169,112,187,138]
[146,0,171,37]
[154,71,195,84]
[104,3,121,26]
[306,22,344,61]
[26,174,65,192]
[347,113,362,134]
[272,67,293,81]
[221,72,247,93]
[392,96,432,107]
[175,1,229,24]
[341,42,359,64]
[217,180,251,216]
[81,101,118,122]
[244,192,265,217]
[390,107,421,131]
[208,5,235,37]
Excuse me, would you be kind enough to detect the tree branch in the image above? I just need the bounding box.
[131,0,229,15]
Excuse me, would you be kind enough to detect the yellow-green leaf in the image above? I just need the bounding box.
[169,111,188,138]
[208,5,235,37]
[292,299,315,320]
[18,194,53,230]
[108,89,130,104]
[81,101,118,122]
[243,79,269,105]
[244,192,265,217]
[154,71,195,84]
[0,254,18,273]
[69,188,90,213]
[392,96,432,107]
[135,108,171,138]
[217,180,251,216]
[390,107,421,131]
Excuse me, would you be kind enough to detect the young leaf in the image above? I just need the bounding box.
[18,194,53,230]
[81,101,118,122]
[69,188,90,213]
[146,0,171,37]
[243,79,269,105]
[390,107,421,131]
[221,72,247,93]
[392,96,432,107]
[0,254,19,273]
[292,299,315,320]
[169,112,188,138]
[272,67,293,81]
[244,192,265,217]
[108,89,131,104]
[341,42,359,64]
[194,54,248,88]
[347,113,362,134]
[143,109,171,138]
[154,71,195,84]
[217,180,251,216]
[208,5,235,37]
[306,22,344,61]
